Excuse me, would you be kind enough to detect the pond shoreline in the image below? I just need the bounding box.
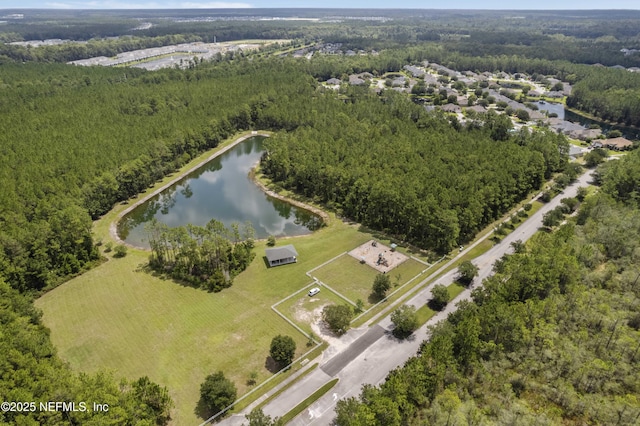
[248,166,330,227]
[109,131,271,249]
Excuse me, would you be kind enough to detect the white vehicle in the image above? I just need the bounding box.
[308,287,320,297]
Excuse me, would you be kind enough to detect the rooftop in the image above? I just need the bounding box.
[265,245,298,262]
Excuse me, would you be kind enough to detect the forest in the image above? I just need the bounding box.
[0,9,639,423]
[334,150,640,425]
[261,91,568,253]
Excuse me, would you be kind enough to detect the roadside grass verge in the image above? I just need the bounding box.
[251,363,319,412]
[415,304,436,326]
[448,282,467,300]
[279,379,339,424]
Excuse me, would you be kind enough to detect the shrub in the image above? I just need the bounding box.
[429,284,449,311]
[113,244,128,258]
[322,304,353,335]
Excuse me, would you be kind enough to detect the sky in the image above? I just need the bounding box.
[1,0,639,9]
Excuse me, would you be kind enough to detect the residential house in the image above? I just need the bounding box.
[442,103,462,113]
[603,137,634,150]
[265,245,298,267]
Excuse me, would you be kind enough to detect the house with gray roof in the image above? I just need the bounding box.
[265,245,298,267]
[466,105,487,114]
[348,75,365,86]
[404,65,425,77]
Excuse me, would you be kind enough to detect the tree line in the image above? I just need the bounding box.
[334,168,640,423]
[0,279,173,424]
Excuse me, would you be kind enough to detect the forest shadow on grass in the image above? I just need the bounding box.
[194,397,214,422]
[367,292,386,305]
[264,356,280,374]
[137,262,215,291]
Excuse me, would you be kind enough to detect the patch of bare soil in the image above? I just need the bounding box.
[348,239,408,273]
[292,300,349,352]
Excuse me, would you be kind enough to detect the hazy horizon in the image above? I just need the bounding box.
[2,1,639,11]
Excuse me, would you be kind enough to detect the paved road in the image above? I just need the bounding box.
[219,170,594,426]
[320,325,386,377]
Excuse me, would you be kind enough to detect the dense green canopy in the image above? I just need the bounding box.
[262,90,567,253]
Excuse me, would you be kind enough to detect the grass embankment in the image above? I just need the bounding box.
[279,379,339,424]
[415,282,467,327]
[251,363,319,412]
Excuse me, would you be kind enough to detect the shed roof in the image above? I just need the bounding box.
[265,245,298,262]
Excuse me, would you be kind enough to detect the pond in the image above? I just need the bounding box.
[535,100,565,119]
[117,136,322,248]
[537,101,639,140]
[564,109,640,141]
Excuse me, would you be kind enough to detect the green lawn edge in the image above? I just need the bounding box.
[279,378,339,424]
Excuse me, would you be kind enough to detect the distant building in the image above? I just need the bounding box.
[441,103,462,113]
[348,75,365,86]
[466,105,487,114]
[603,137,634,151]
[569,145,586,158]
[265,245,298,267]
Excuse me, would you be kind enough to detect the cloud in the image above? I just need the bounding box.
[44,1,252,8]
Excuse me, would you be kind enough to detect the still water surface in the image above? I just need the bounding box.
[118,136,322,248]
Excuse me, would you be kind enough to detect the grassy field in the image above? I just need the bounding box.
[311,254,378,304]
[34,130,551,425]
[36,220,377,424]
[312,253,427,307]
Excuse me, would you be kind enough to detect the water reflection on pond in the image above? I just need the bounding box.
[118,136,322,248]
